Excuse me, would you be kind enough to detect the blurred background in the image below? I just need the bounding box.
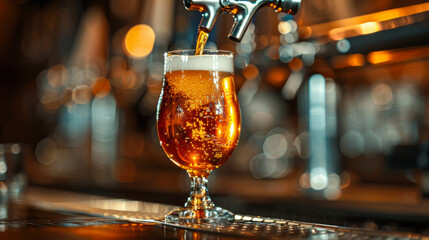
[1,0,429,233]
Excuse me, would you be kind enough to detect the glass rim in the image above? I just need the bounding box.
[165,49,233,56]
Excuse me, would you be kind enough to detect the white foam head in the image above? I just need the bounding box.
[165,54,234,73]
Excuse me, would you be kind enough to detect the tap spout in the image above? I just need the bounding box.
[224,0,301,42]
[225,0,266,42]
[184,0,222,32]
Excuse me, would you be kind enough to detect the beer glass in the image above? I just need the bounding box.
[157,50,240,224]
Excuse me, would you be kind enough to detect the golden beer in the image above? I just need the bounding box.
[157,59,240,177]
[195,29,209,55]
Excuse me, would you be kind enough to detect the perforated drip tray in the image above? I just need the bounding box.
[20,187,424,239]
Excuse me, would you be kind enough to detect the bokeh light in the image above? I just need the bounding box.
[266,67,289,87]
[72,85,92,104]
[359,22,380,35]
[336,39,350,53]
[92,77,111,98]
[242,64,259,80]
[35,138,58,166]
[340,130,364,158]
[371,83,393,106]
[123,24,155,58]
[367,50,393,64]
[263,134,288,159]
[278,21,292,34]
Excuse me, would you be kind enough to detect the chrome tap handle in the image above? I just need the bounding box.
[226,0,301,41]
[223,0,269,42]
[184,0,301,41]
[229,11,254,42]
[226,1,264,42]
[184,0,222,32]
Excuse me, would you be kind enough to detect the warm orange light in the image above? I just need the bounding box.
[299,26,312,39]
[217,128,222,137]
[242,64,259,80]
[340,172,351,189]
[310,3,429,40]
[123,24,155,58]
[359,22,380,35]
[223,77,230,91]
[348,54,365,66]
[192,154,198,165]
[278,21,292,34]
[229,121,235,139]
[331,54,365,69]
[266,67,289,87]
[367,51,393,64]
[92,77,111,98]
[289,58,303,72]
[328,22,380,41]
[328,28,346,41]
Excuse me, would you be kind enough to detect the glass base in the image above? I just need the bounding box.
[165,207,234,225]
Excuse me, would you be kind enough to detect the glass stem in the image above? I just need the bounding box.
[184,173,214,210]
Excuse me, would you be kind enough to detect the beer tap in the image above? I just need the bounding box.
[184,0,301,42]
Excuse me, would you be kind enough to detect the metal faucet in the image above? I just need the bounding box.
[184,0,301,42]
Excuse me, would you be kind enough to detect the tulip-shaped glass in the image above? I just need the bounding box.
[157,50,241,224]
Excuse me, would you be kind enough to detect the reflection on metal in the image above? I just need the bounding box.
[22,187,421,239]
[308,2,429,41]
[25,188,175,221]
[331,54,365,69]
[332,45,429,69]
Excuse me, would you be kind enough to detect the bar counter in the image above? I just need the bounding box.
[0,187,425,239]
